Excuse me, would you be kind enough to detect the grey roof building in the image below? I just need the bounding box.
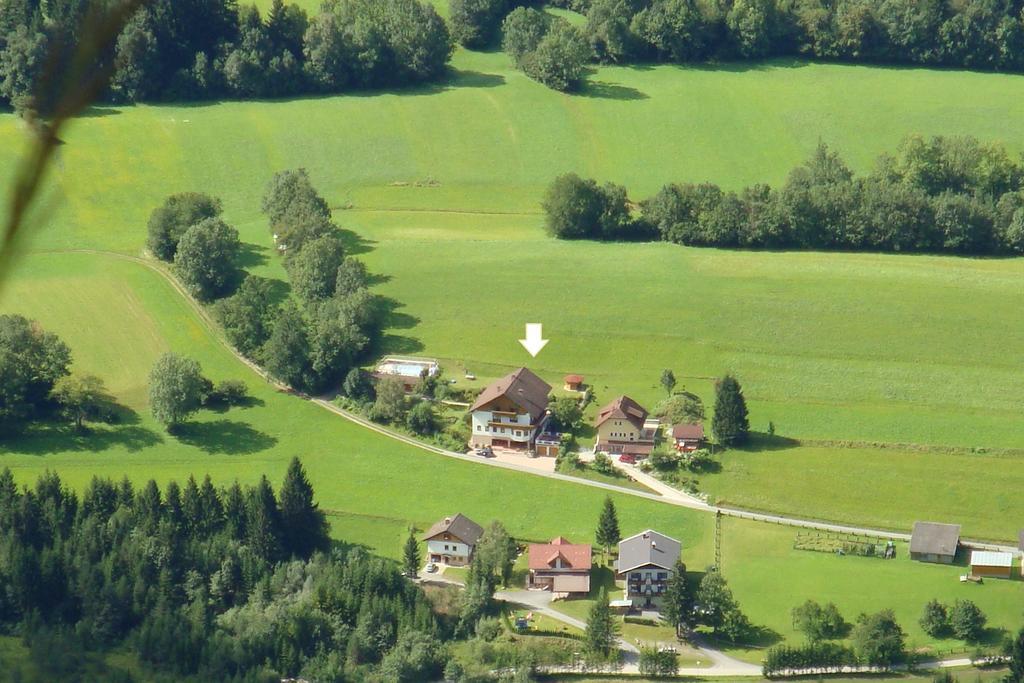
[422,513,484,547]
[616,529,681,574]
[910,521,960,564]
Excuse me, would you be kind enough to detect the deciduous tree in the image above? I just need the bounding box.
[174,217,240,301]
[148,352,205,428]
[146,192,222,261]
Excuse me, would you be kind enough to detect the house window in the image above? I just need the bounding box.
[657,572,667,580]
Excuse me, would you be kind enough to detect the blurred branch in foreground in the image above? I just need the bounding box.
[1,0,145,287]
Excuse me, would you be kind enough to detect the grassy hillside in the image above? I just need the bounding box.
[1,50,1023,534]
[0,252,706,552]
[3,255,1021,658]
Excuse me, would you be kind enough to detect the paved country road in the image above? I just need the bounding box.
[51,250,1016,676]
[77,248,1016,551]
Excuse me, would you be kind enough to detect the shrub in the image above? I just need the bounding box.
[919,599,949,638]
[949,600,986,642]
[591,452,616,475]
[206,379,248,406]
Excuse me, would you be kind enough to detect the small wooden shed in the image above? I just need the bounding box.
[970,550,1014,579]
[563,374,584,392]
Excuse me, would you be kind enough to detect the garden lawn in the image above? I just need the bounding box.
[0,251,708,559]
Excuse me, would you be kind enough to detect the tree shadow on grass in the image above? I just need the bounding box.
[578,79,649,101]
[202,395,267,414]
[336,227,376,256]
[731,431,801,453]
[378,296,420,330]
[2,422,164,455]
[172,420,277,455]
[78,105,122,118]
[448,69,506,88]
[378,334,425,356]
[237,242,270,269]
[372,296,424,356]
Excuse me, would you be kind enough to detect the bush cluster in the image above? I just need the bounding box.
[545,135,1024,256]
[502,8,593,91]
[0,0,452,112]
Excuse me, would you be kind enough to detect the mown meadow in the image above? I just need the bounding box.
[1,26,1023,656]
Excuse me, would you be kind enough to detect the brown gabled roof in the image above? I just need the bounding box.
[422,513,484,546]
[910,521,960,557]
[528,537,592,571]
[564,374,584,384]
[470,367,551,421]
[672,423,705,440]
[596,395,648,431]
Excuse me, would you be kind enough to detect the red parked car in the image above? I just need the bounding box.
[618,454,637,465]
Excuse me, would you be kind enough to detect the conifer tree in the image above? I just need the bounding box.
[245,476,282,562]
[278,457,329,559]
[403,529,421,577]
[661,559,693,636]
[595,496,621,556]
[584,587,620,664]
[198,475,223,535]
[181,475,202,536]
[223,481,246,540]
[711,374,750,446]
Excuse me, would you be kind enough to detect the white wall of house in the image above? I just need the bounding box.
[427,539,473,562]
[471,410,535,443]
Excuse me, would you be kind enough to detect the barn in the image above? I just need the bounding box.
[909,521,960,564]
[969,550,1014,579]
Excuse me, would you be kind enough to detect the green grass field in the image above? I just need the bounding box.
[2,30,1024,657]
[2,48,1024,531]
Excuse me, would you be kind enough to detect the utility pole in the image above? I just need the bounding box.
[714,510,723,572]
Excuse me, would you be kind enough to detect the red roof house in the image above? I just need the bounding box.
[527,537,592,595]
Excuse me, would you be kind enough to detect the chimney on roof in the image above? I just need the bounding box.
[652,541,657,548]
[444,517,451,524]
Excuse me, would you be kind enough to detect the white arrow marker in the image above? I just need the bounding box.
[519,323,549,357]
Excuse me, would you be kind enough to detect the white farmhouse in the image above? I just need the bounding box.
[422,513,484,567]
[469,367,552,452]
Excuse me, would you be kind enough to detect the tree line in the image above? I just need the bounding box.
[0,0,453,113]
[147,168,386,396]
[452,0,1024,92]
[543,134,1024,256]
[0,459,455,681]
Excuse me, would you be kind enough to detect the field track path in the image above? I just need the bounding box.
[32,249,1019,674]
[44,249,1024,557]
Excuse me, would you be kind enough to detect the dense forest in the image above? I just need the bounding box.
[0,460,459,681]
[543,134,1024,255]
[0,0,452,112]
